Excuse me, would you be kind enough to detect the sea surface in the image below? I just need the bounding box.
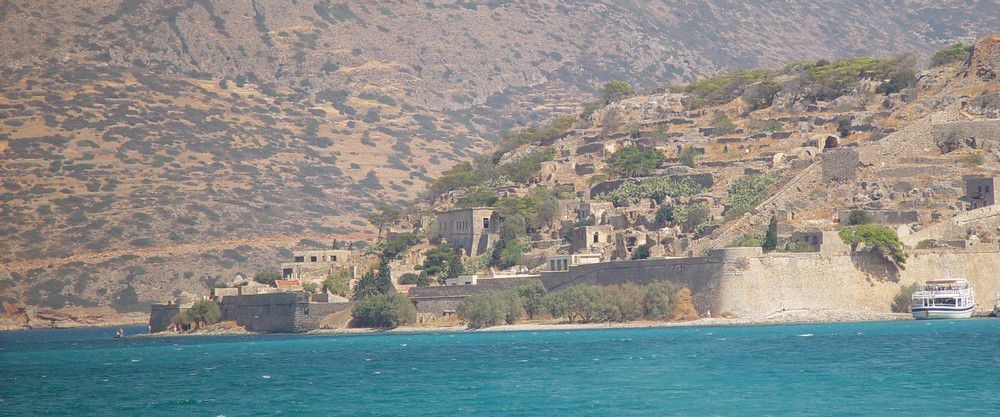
[2,320,999,416]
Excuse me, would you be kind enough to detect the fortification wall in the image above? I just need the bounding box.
[538,256,725,309]
[715,250,1000,318]
[412,247,999,321]
[218,292,351,333]
[149,304,180,333]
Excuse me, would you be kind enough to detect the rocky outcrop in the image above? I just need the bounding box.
[964,34,1000,81]
[0,304,147,331]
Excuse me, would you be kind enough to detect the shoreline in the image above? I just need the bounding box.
[310,310,917,335]
[136,309,930,338]
[0,317,148,332]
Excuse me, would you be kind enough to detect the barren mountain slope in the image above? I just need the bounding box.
[1,1,998,318]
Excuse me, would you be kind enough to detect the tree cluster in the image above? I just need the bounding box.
[597,177,704,207]
[172,300,222,330]
[544,282,697,324]
[351,293,416,328]
[604,146,666,178]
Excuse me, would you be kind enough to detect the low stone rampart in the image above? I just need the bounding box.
[217,292,351,333]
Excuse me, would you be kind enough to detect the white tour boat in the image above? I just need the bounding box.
[910,278,976,320]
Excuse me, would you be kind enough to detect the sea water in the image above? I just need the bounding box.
[1,320,998,416]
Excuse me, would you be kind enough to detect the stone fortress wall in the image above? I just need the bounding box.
[529,247,999,319]
[152,248,1000,332]
[149,292,352,333]
[716,249,1000,318]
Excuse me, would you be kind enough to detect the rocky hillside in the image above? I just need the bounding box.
[2,1,997,117]
[1,1,998,321]
[425,36,999,270]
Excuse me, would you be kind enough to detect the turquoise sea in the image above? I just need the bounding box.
[2,320,999,416]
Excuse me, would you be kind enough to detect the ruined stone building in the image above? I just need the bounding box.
[571,225,614,254]
[436,207,497,256]
[280,249,356,282]
[964,175,998,210]
[789,230,849,253]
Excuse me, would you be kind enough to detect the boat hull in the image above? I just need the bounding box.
[911,306,974,320]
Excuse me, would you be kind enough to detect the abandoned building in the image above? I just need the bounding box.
[544,253,602,271]
[964,175,998,210]
[788,230,849,253]
[571,225,614,254]
[280,249,356,282]
[436,207,497,256]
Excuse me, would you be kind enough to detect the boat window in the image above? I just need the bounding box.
[936,298,956,307]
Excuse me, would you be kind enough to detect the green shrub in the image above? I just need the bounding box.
[418,243,460,280]
[915,239,937,250]
[322,269,351,296]
[429,162,486,196]
[543,282,686,323]
[496,188,560,231]
[730,232,762,248]
[839,225,907,269]
[963,153,985,165]
[382,232,420,259]
[675,202,711,233]
[726,171,781,216]
[654,204,675,227]
[709,114,737,136]
[351,293,416,328]
[631,243,652,260]
[891,283,920,313]
[875,67,916,95]
[512,280,547,319]
[678,69,772,108]
[763,216,778,252]
[352,266,395,300]
[642,281,677,320]
[398,272,431,286]
[302,282,319,294]
[500,148,556,183]
[604,146,666,178]
[182,300,221,329]
[598,177,703,206]
[741,81,782,110]
[847,210,872,226]
[457,290,524,329]
[678,147,702,168]
[457,188,499,207]
[600,81,635,105]
[930,43,973,67]
[786,242,816,253]
[490,238,529,269]
[253,269,281,286]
